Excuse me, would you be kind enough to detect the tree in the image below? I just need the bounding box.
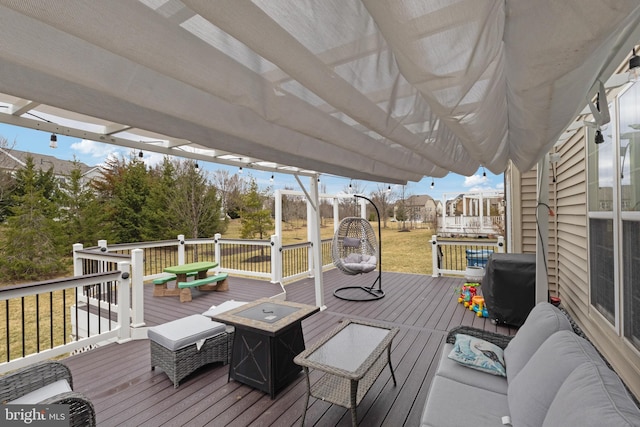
[144,157,179,240]
[212,169,248,219]
[339,181,365,218]
[0,136,19,221]
[281,185,306,229]
[58,160,99,247]
[370,184,394,228]
[240,179,273,240]
[166,160,226,238]
[91,154,152,243]
[0,157,64,279]
[396,185,410,231]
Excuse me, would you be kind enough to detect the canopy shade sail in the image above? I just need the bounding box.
[1,0,639,184]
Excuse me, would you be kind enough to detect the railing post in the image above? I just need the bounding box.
[307,201,315,277]
[130,249,145,330]
[177,234,185,265]
[73,243,83,276]
[271,235,281,283]
[430,235,440,277]
[117,261,132,342]
[214,233,222,272]
[97,239,108,276]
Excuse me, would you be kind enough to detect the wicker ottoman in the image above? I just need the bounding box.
[148,314,232,388]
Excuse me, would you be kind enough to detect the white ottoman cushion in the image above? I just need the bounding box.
[148,314,226,351]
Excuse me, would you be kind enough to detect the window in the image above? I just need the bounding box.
[587,122,616,325]
[587,82,640,350]
[619,82,640,350]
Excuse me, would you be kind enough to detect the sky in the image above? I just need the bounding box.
[0,122,503,202]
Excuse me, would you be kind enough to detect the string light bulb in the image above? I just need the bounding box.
[238,166,243,174]
[270,174,274,182]
[430,179,434,189]
[138,150,143,158]
[49,134,57,149]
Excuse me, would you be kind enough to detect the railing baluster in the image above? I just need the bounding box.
[5,300,9,362]
[49,293,54,350]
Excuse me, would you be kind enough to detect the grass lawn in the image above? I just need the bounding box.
[225,218,435,275]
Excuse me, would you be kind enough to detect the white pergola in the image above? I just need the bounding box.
[1,0,640,307]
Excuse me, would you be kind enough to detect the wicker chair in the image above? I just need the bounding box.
[0,361,96,427]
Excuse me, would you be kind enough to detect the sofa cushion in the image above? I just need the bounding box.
[448,334,506,376]
[9,379,72,404]
[508,330,605,427]
[542,361,640,427]
[148,314,226,351]
[436,343,508,395]
[421,375,510,427]
[503,302,572,383]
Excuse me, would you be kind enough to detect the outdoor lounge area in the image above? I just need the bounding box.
[2,2,640,426]
[55,269,518,426]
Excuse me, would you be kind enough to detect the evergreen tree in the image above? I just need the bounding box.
[144,157,178,240]
[0,157,63,279]
[58,160,99,247]
[91,154,152,243]
[240,179,273,239]
[112,157,151,243]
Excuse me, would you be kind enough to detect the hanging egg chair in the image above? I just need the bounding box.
[332,195,384,301]
[332,218,378,275]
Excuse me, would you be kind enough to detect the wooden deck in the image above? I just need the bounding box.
[62,270,516,426]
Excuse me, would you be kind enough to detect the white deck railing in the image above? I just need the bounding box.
[430,235,505,278]
[2,233,503,369]
[0,267,131,374]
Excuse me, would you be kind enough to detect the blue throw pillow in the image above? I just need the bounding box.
[448,333,506,377]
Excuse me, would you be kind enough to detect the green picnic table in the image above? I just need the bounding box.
[154,261,225,303]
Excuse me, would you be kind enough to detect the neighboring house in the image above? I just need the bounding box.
[0,147,100,185]
[392,194,441,228]
[506,71,640,397]
[404,194,434,223]
[438,191,505,237]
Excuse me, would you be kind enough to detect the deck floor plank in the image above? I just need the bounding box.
[60,269,514,426]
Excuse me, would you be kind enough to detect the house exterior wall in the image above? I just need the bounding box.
[513,126,640,399]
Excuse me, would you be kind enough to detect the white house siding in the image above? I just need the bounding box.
[516,160,558,294]
[523,126,640,399]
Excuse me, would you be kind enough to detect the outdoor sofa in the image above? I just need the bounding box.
[421,302,640,427]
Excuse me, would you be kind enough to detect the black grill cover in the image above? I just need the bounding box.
[482,253,536,327]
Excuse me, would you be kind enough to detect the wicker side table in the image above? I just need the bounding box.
[294,319,398,426]
[149,314,232,388]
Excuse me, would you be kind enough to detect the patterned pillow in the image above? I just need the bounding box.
[448,334,506,376]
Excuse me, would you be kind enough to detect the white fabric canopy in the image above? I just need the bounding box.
[0,0,639,183]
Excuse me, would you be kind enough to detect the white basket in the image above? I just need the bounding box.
[464,266,484,282]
